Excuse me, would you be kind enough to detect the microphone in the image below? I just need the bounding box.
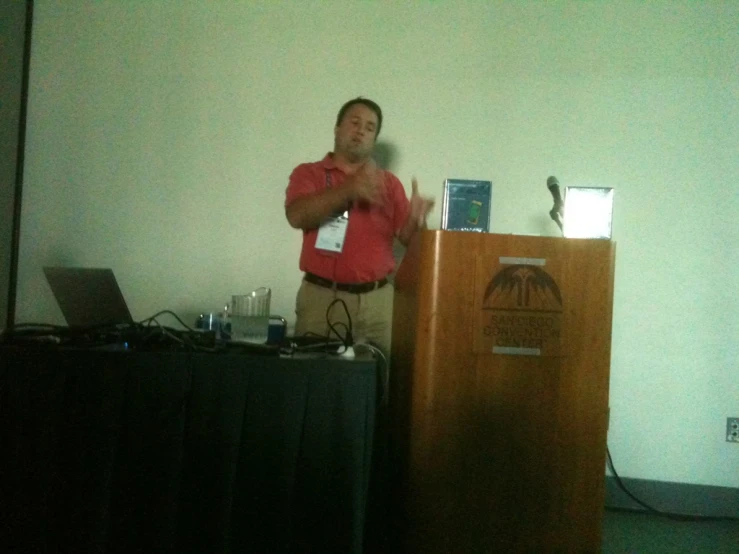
[547,176,564,232]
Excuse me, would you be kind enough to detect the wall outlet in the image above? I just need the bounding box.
[727,418,739,443]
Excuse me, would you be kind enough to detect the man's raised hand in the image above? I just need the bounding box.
[409,177,435,227]
[350,160,384,205]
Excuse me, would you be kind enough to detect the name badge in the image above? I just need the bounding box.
[315,210,349,253]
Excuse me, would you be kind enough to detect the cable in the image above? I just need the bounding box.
[328,321,350,343]
[355,342,389,405]
[3,322,67,330]
[325,298,353,349]
[606,447,737,522]
[135,310,227,352]
[284,299,354,355]
[1,321,137,347]
[138,310,196,331]
[143,318,185,346]
[2,312,220,353]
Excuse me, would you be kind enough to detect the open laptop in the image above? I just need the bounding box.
[43,267,134,327]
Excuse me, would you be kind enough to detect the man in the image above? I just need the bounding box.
[285,97,434,355]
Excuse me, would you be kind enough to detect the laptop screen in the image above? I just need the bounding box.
[43,267,134,327]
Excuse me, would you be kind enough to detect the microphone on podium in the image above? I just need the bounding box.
[547,176,564,232]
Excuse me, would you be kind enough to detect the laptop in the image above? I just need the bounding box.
[43,267,134,327]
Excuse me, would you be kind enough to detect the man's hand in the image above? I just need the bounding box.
[408,177,435,227]
[398,177,435,245]
[285,159,385,230]
[348,159,384,205]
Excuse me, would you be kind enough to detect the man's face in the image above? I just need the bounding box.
[334,104,378,163]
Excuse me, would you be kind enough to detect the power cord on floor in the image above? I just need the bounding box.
[606,447,737,522]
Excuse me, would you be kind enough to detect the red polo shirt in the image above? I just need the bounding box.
[285,154,410,283]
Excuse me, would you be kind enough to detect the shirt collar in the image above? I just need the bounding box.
[320,153,338,170]
[321,152,383,176]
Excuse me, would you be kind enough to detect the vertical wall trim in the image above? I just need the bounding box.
[6,0,34,329]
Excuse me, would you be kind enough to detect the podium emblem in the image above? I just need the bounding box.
[475,258,564,356]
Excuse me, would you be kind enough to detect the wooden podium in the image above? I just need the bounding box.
[389,230,616,553]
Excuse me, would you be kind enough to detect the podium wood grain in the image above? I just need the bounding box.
[390,230,616,553]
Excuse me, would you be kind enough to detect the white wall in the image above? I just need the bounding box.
[17,1,738,487]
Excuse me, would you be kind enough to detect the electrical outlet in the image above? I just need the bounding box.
[727,418,739,443]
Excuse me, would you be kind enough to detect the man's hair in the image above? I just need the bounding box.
[335,97,383,137]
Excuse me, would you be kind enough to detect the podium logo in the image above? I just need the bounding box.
[483,265,562,310]
[479,264,564,355]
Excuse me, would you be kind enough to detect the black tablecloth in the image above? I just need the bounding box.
[0,347,377,554]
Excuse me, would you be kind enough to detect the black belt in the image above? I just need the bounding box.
[304,272,388,294]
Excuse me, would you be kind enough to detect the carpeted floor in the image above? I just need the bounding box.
[602,509,739,554]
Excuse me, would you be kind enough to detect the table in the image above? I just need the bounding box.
[0,347,378,554]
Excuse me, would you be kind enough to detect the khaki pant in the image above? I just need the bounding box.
[294,279,394,357]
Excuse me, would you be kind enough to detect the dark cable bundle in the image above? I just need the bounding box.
[1,311,221,353]
[283,298,354,355]
[325,298,353,347]
[0,322,135,348]
[136,310,217,352]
